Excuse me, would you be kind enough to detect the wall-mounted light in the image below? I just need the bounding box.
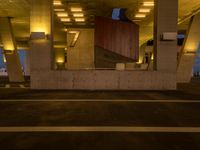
[56,58,65,64]
[3,54,6,63]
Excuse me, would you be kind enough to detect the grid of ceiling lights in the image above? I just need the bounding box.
[53,1,85,24]
[134,1,154,20]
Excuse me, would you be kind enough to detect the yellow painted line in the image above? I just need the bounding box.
[0,126,200,132]
[0,99,200,103]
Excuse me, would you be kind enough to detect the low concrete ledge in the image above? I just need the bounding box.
[31,70,176,90]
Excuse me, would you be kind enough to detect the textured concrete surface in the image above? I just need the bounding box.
[0,101,200,126]
[31,70,176,90]
[0,133,200,150]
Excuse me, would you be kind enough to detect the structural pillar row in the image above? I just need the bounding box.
[0,17,24,82]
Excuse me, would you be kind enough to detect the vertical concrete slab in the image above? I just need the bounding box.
[177,13,200,83]
[154,0,178,72]
[0,17,24,82]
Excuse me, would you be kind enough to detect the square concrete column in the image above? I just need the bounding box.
[30,0,53,72]
[154,0,178,72]
[0,17,24,82]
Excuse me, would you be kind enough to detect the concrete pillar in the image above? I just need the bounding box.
[30,0,53,72]
[0,17,24,82]
[177,13,200,83]
[154,0,178,72]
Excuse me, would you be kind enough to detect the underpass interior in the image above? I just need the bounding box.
[0,0,200,149]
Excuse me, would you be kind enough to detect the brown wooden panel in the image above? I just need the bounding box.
[95,16,139,60]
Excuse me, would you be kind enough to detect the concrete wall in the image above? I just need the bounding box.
[67,29,94,69]
[31,70,176,90]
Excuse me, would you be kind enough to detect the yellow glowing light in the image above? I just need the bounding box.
[56,58,64,63]
[53,1,62,6]
[151,54,154,60]
[135,14,146,18]
[3,55,6,63]
[60,18,71,22]
[139,8,151,13]
[31,26,48,35]
[4,44,15,51]
[57,12,68,17]
[64,28,68,32]
[71,7,82,12]
[73,13,84,17]
[138,56,143,64]
[75,18,85,22]
[143,2,154,6]
[54,8,65,12]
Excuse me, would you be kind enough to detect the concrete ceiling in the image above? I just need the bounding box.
[0,0,200,47]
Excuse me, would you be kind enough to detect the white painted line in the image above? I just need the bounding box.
[5,84,10,88]
[0,99,200,103]
[0,126,200,132]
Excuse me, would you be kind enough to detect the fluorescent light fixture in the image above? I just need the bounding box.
[73,13,84,17]
[71,7,82,12]
[75,18,85,22]
[54,8,65,12]
[60,18,71,22]
[143,2,154,6]
[135,14,146,18]
[139,8,151,13]
[57,12,68,17]
[53,1,62,6]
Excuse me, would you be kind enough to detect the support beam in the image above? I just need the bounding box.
[154,0,178,72]
[177,13,200,83]
[0,17,24,82]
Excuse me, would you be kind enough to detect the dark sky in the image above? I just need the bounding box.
[0,49,26,69]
